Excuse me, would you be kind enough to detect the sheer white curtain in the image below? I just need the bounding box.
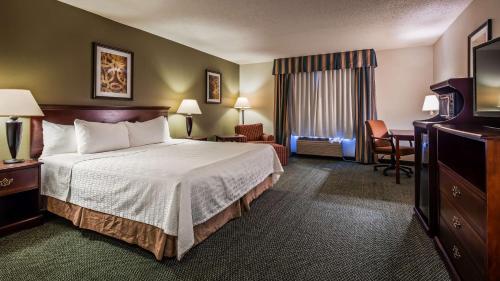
[289,69,355,139]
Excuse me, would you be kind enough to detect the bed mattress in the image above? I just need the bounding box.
[41,139,283,259]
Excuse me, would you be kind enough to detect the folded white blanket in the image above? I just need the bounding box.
[41,139,283,259]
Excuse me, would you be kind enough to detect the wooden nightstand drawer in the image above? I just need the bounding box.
[439,164,486,237]
[0,167,39,197]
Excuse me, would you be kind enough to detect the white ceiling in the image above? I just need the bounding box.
[59,0,472,64]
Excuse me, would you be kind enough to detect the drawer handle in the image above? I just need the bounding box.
[452,245,461,259]
[451,185,461,198]
[452,216,462,229]
[0,178,14,187]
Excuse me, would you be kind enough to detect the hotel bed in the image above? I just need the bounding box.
[31,105,283,260]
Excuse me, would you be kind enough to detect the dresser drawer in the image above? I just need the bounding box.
[0,167,39,197]
[439,164,486,237]
[439,217,485,281]
[440,194,486,272]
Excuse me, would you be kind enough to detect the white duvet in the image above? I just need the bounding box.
[41,139,283,259]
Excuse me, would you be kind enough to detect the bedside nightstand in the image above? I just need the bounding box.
[215,134,246,142]
[0,160,43,236]
[184,136,208,141]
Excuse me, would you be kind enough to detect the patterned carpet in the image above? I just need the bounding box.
[0,157,450,281]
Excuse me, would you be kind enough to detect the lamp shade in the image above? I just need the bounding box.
[234,97,251,109]
[422,95,439,112]
[177,99,202,115]
[0,89,44,117]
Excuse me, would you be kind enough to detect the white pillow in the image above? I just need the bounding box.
[125,116,171,147]
[163,117,171,140]
[74,119,130,154]
[41,120,77,158]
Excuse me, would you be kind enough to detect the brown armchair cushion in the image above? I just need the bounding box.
[262,134,275,142]
[235,123,275,143]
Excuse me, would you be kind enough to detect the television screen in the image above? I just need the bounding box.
[474,37,500,117]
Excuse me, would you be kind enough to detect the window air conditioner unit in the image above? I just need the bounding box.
[296,137,343,158]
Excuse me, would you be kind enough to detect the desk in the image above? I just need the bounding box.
[390,129,415,184]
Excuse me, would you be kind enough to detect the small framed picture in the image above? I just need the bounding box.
[468,19,492,77]
[206,70,221,104]
[93,43,133,100]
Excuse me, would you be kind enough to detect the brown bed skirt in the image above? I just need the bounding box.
[46,176,273,260]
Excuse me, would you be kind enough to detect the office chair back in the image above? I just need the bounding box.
[365,120,392,148]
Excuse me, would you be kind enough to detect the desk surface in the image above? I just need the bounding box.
[390,129,414,137]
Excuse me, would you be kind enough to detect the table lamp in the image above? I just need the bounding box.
[234,97,251,124]
[177,99,202,138]
[0,89,44,164]
[422,95,439,116]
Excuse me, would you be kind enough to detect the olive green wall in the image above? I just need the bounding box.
[0,0,240,160]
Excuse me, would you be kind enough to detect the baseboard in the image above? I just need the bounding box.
[414,207,433,237]
[292,153,343,160]
[434,237,461,281]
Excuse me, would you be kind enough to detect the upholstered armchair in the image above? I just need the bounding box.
[234,123,275,144]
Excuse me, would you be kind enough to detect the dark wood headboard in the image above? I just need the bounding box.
[30,104,170,159]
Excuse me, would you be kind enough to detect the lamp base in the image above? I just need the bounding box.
[5,116,23,164]
[185,115,193,138]
[3,159,24,164]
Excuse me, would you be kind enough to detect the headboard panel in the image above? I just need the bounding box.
[30,104,170,159]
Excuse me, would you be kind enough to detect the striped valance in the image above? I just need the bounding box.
[272,49,377,75]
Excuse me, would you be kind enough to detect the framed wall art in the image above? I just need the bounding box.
[468,19,492,77]
[206,70,221,104]
[93,43,133,100]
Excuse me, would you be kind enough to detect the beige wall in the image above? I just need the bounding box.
[376,46,434,130]
[0,0,239,160]
[239,62,275,134]
[434,0,500,82]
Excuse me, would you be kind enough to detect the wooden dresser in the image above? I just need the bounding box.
[413,78,471,236]
[434,124,499,281]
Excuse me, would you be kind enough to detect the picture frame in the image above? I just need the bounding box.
[92,42,134,100]
[468,19,492,77]
[206,70,222,104]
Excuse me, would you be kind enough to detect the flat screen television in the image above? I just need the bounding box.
[474,37,500,117]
